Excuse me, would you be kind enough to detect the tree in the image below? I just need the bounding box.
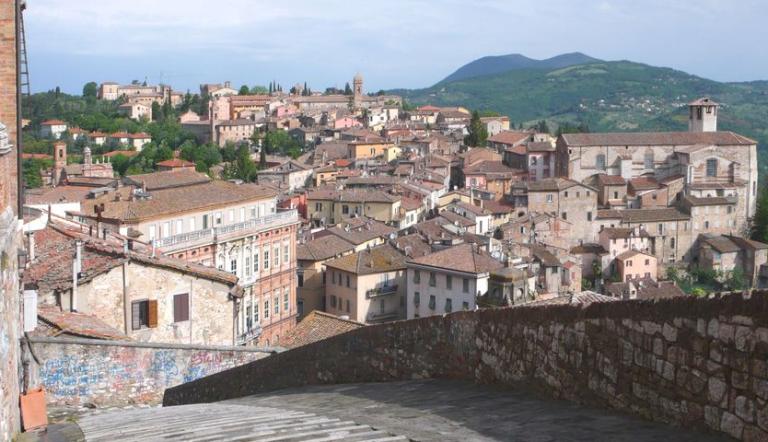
[344,82,352,95]
[82,82,98,99]
[533,120,550,134]
[151,102,163,122]
[238,85,250,95]
[464,111,488,147]
[222,145,258,182]
[752,177,768,243]
[250,85,268,94]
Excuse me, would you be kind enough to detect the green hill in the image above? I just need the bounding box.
[441,52,601,83]
[395,60,768,172]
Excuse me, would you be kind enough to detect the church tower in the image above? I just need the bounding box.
[688,97,719,132]
[52,140,67,185]
[353,73,363,97]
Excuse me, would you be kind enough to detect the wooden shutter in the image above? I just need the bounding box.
[174,294,189,323]
[148,299,158,328]
[131,302,141,330]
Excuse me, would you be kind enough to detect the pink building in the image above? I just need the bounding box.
[616,250,657,282]
[333,116,362,130]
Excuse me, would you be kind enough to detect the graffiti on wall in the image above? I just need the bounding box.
[35,343,266,406]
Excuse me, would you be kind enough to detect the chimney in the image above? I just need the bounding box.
[72,240,83,312]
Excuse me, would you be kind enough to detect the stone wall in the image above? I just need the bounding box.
[26,336,274,407]
[0,208,21,441]
[166,292,768,441]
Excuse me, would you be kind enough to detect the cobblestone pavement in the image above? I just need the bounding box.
[226,380,733,442]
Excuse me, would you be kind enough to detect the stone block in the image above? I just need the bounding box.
[708,377,727,403]
[719,323,736,344]
[735,326,754,352]
[705,405,721,430]
[743,426,768,442]
[720,411,744,439]
[736,395,756,423]
[663,323,677,342]
[708,318,720,337]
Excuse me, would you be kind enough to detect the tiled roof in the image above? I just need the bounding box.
[725,235,768,251]
[123,169,211,190]
[522,291,618,306]
[326,218,397,246]
[600,227,650,239]
[526,178,587,192]
[24,220,240,295]
[480,199,515,214]
[296,235,355,262]
[596,174,626,186]
[157,159,195,168]
[324,244,406,275]
[438,210,475,227]
[619,208,689,223]
[307,188,400,204]
[41,119,66,125]
[561,131,756,147]
[683,195,737,206]
[700,235,743,254]
[25,185,96,205]
[487,131,532,146]
[616,249,654,261]
[628,177,660,191]
[527,141,555,152]
[464,160,522,176]
[408,243,503,274]
[689,97,718,106]
[570,243,608,255]
[280,311,364,349]
[36,306,128,340]
[528,245,561,267]
[81,180,276,223]
[392,234,433,258]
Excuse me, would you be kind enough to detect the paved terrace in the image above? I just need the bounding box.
[69,380,728,441]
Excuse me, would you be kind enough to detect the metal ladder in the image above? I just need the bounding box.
[18,0,30,97]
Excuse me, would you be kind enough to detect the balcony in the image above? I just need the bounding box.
[156,209,299,252]
[366,284,398,299]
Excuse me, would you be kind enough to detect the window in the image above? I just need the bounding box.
[283,287,290,311]
[428,295,436,310]
[346,274,350,288]
[342,205,349,215]
[587,212,592,221]
[379,299,386,314]
[149,225,156,240]
[240,207,245,222]
[614,191,619,199]
[429,272,436,287]
[413,291,420,306]
[446,275,452,290]
[564,191,569,198]
[561,212,567,220]
[705,221,710,229]
[230,258,237,274]
[658,224,663,234]
[644,153,654,170]
[254,301,259,323]
[315,202,322,211]
[189,218,195,232]
[253,249,259,272]
[445,298,453,313]
[162,222,170,238]
[330,295,337,308]
[274,292,280,315]
[251,206,257,218]
[706,159,717,177]
[462,301,469,310]
[531,157,538,166]
[550,267,557,274]
[283,242,289,264]
[644,259,650,265]
[245,257,251,276]
[228,209,234,222]
[297,272,304,287]
[346,300,350,313]
[462,278,470,293]
[264,249,270,270]
[131,300,156,330]
[670,238,675,248]
[274,244,280,267]
[215,212,222,225]
[202,214,209,229]
[546,194,553,203]
[626,260,632,267]
[173,293,189,323]
[175,219,183,235]
[264,300,270,319]
[413,270,421,284]
[596,154,606,170]
[246,305,252,330]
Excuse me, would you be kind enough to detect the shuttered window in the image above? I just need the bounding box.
[173,293,189,323]
[132,300,157,330]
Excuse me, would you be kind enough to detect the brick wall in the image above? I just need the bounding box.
[27,337,274,407]
[166,292,768,441]
[0,1,20,439]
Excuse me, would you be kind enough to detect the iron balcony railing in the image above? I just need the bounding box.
[156,209,298,250]
[365,284,398,298]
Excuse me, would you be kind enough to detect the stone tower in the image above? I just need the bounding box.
[688,97,719,133]
[52,140,67,185]
[353,73,363,97]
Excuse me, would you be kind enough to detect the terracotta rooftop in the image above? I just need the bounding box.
[296,235,355,262]
[36,306,128,340]
[408,243,503,275]
[560,131,756,147]
[522,291,618,306]
[618,208,689,223]
[123,169,211,190]
[628,177,661,191]
[280,311,365,349]
[326,218,397,246]
[81,180,276,223]
[487,131,532,146]
[682,195,737,206]
[157,159,196,168]
[25,185,97,205]
[392,234,433,258]
[41,119,66,125]
[596,174,626,186]
[600,227,650,239]
[325,244,406,275]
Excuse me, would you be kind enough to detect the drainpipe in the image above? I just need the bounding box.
[122,261,129,335]
[72,240,82,312]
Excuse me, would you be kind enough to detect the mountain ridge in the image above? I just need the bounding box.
[440,52,602,84]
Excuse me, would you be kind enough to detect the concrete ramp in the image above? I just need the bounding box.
[77,403,408,442]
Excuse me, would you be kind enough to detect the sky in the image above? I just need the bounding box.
[25,0,768,94]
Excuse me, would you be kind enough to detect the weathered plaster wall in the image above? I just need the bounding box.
[166,292,768,441]
[0,209,21,441]
[27,337,273,407]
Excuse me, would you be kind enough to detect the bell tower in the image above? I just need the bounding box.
[688,97,718,132]
[52,140,67,185]
[353,72,363,97]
